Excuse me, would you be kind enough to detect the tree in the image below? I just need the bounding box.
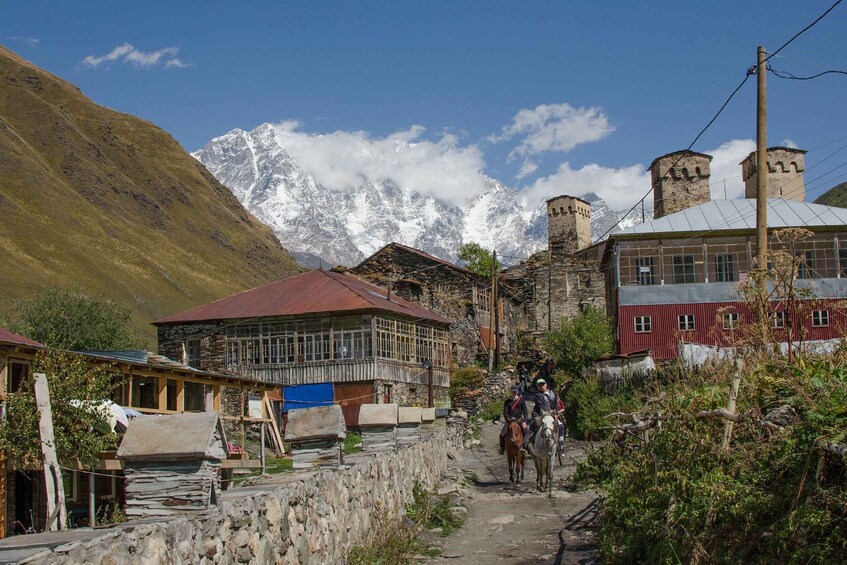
[0,350,117,466]
[457,242,501,278]
[7,288,144,351]
[544,306,615,378]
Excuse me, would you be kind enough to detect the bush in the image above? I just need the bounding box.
[574,353,847,563]
[449,367,486,399]
[544,306,614,380]
[476,400,503,422]
[564,374,640,440]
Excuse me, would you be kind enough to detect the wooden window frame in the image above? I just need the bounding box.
[634,316,652,333]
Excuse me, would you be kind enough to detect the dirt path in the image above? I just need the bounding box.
[426,421,600,564]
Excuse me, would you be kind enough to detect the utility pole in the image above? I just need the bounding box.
[488,249,496,373]
[755,45,768,320]
[493,249,500,371]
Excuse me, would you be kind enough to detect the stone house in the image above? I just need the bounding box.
[153,269,453,411]
[349,242,522,366]
[502,195,606,338]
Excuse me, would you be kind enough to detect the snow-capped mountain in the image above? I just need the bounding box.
[193,123,646,267]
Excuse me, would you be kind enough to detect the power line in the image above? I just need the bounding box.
[763,0,844,63]
[767,63,847,81]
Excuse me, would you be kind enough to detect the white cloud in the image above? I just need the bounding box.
[81,43,189,69]
[271,121,488,205]
[521,139,756,210]
[491,103,615,179]
[3,36,39,48]
[781,138,799,149]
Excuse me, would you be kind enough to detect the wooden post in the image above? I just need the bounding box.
[722,361,742,449]
[127,373,133,408]
[260,423,266,474]
[176,379,185,412]
[755,45,768,321]
[157,376,167,411]
[427,364,434,408]
[212,384,221,411]
[34,373,67,531]
[88,470,95,527]
[493,249,500,371]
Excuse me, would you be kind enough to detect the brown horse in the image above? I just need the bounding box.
[506,419,525,483]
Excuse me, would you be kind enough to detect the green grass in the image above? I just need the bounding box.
[230,456,293,487]
[344,432,363,454]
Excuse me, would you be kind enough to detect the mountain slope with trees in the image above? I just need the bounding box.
[0,46,301,339]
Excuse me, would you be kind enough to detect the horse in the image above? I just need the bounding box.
[527,412,557,492]
[505,418,525,483]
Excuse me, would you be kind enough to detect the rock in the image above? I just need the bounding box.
[437,484,459,496]
[429,527,443,535]
[232,529,251,548]
[470,439,481,447]
[539,554,553,561]
[488,514,514,525]
[549,491,571,499]
[447,447,461,460]
[449,507,467,520]
[463,440,472,449]
[203,539,218,558]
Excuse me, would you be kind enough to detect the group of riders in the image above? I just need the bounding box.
[498,359,566,456]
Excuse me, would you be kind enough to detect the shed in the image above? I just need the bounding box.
[284,405,346,469]
[359,404,398,453]
[116,412,227,518]
[397,407,422,448]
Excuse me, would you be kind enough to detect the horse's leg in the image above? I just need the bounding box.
[508,452,514,482]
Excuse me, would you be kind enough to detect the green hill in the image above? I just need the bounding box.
[0,46,301,341]
[814,182,847,209]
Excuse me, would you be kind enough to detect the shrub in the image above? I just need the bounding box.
[449,367,486,399]
[564,373,640,440]
[544,306,614,380]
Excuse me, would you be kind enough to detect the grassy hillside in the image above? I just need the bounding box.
[814,182,847,208]
[0,46,301,342]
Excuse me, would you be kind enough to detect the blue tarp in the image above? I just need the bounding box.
[283,383,334,412]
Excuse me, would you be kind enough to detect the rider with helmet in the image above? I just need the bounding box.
[499,385,528,455]
[521,379,558,452]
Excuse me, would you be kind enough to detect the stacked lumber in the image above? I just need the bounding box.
[290,440,343,469]
[397,407,422,448]
[359,404,398,453]
[124,461,221,518]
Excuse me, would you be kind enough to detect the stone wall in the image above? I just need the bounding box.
[375,379,450,408]
[25,430,464,565]
[452,369,514,416]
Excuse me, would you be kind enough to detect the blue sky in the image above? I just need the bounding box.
[4,1,847,209]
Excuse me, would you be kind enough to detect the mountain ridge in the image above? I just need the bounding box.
[193,123,647,267]
[0,47,302,340]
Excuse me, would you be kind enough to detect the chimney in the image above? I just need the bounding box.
[649,150,712,219]
[741,146,806,201]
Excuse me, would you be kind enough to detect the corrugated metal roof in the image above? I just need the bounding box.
[153,270,450,326]
[0,327,43,348]
[617,199,847,237]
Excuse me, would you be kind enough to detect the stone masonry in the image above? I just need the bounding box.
[650,150,712,219]
[23,428,464,564]
[741,146,807,201]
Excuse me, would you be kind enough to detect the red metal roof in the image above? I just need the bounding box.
[0,327,44,348]
[153,270,451,326]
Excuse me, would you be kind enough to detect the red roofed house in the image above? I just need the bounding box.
[153,270,452,411]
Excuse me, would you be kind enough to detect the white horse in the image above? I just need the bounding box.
[527,412,557,492]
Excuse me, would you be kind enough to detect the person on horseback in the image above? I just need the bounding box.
[521,379,558,452]
[499,385,527,455]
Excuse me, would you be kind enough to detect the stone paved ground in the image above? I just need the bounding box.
[424,421,600,564]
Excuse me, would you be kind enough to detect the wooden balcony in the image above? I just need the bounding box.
[243,358,450,387]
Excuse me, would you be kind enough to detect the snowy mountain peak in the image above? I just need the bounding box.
[193,123,646,267]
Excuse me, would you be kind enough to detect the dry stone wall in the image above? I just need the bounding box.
[22,429,464,565]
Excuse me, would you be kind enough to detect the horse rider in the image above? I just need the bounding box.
[499,385,528,455]
[521,379,559,452]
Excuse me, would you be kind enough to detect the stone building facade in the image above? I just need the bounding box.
[350,242,524,367]
[650,150,712,219]
[741,146,807,201]
[503,195,606,339]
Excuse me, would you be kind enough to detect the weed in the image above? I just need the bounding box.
[344,432,363,455]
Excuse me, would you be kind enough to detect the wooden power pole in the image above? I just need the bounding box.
[493,249,500,371]
[34,373,67,532]
[755,45,768,315]
[488,249,496,373]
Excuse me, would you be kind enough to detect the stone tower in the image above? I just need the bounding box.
[547,195,592,257]
[741,147,806,201]
[650,150,712,219]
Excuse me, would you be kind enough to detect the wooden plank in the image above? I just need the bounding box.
[263,395,285,455]
[157,376,167,411]
[176,379,185,412]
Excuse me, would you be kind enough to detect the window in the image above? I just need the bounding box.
[635,257,656,286]
[185,339,201,369]
[771,311,786,329]
[723,313,739,330]
[672,255,696,284]
[96,471,118,500]
[634,316,652,333]
[839,249,847,278]
[797,251,814,280]
[678,314,695,331]
[715,254,736,282]
[7,361,29,393]
[812,310,829,327]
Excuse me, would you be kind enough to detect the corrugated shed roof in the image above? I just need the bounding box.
[616,199,847,237]
[0,327,43,348]
[153,270,450,325]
